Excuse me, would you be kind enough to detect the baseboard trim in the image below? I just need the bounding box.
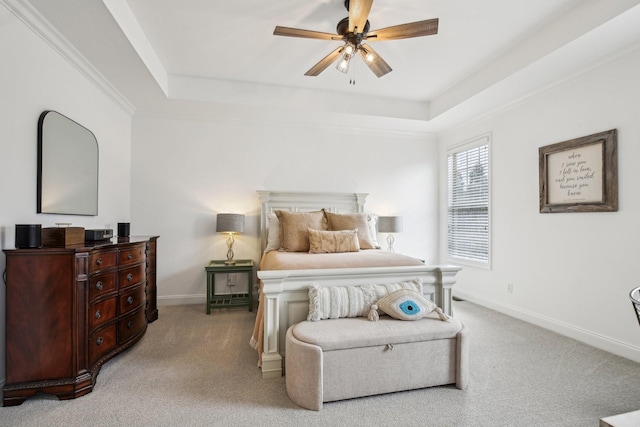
[453,289,640,364]
[157,294,205,306]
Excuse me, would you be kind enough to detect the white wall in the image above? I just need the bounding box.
[439,43,640,362]
[0,6,132,388]
[130,114,438,304]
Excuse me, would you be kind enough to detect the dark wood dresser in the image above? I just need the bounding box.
[3,235,159,406]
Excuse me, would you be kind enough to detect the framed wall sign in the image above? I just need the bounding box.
[539,129,617,213]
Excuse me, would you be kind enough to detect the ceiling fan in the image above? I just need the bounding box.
[273,0,439,78]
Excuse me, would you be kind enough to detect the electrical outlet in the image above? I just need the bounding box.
[507,283,514,294]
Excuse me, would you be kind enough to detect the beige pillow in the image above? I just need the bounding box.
[275,210,327,252]
[308,229,360,254]
[325,211,380,249]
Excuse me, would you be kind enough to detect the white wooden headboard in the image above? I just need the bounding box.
[257,191,368,254]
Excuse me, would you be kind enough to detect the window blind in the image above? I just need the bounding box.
[447,141,490,263]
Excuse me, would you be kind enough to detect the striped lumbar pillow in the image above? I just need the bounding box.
[307,279,422,322]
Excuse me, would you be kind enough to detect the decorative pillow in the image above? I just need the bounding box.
[366,214,380,248]
[372,289,450,322]
[264,212,280,253]
[275,210,327,252]
[308,228,360,254]
[307,279,422,322]
[325,211,380,249]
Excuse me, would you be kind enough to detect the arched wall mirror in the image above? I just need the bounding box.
[37,111,99,216]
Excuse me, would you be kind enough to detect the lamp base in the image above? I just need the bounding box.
[386,233,395,253]
[225,233,236,265]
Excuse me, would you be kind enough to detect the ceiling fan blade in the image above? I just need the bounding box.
[358,44,392,78]
[348,0,373,33]
[274,26,340,40]
[305,46,344,76]
[366,18,439,41]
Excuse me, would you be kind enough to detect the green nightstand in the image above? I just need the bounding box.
[205,259,253,314]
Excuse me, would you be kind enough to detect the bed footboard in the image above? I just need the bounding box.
[257,264,461,378]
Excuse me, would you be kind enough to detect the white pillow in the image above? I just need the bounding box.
[373,289,450,322]
[264,212,280,253]
[307,279,422,321]
[366,214,379,248]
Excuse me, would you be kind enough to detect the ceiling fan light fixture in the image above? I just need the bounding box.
[336,47,353,73]
[344,43,355,55]
[336,55,351,73]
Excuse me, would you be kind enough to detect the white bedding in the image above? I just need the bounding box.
[259,249,424,271]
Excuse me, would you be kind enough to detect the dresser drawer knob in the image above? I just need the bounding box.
[127,273,133,281]
[96,281,103,291]
[96,336,103,346]
[96,258,102,265]
[128,253,133,260]
[127,321,134,329]
[95,310,101,319]
[127,296,134,305]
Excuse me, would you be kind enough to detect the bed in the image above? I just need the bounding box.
[250,191,461,378]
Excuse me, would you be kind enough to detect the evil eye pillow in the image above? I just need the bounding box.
[373,289,450,322]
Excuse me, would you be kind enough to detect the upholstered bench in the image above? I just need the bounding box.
[285,313,469,410]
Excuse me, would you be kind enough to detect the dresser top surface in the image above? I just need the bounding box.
[4,235,159,254]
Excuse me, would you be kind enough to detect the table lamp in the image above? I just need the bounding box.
[216,213,245,265]
[377,216,403,252]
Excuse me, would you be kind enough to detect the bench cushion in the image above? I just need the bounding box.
[291,314,463,351]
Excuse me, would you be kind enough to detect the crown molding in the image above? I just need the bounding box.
[2,0,135,114]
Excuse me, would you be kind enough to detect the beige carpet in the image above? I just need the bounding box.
[1,301,640,426]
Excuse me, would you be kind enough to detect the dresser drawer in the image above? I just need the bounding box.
[120,263,145,289]
[89,297,117,332]
[119,244,146,267]
[88,272,117,301]
[119,284,145,315]
[89,250,118,273]
[89,324,117,366]
[119,307,147,343]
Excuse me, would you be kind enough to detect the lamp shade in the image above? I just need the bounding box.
[377,216,403,233]
[216,213,245,233]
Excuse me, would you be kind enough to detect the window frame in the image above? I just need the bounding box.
[446,133,492,269]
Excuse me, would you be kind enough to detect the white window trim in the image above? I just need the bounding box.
[446,133,492,270]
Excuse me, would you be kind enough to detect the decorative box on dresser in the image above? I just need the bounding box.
[2,235,159,406]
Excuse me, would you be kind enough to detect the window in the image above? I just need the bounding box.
[447,135,490,266]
